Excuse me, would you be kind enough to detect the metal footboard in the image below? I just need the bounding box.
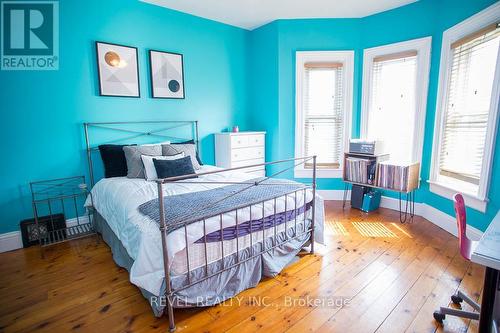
[156,156,317,332]
[82,121,317,332]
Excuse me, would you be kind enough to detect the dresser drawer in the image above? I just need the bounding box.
[230,135,249,148]
[247,169,266,177]
[231,147,264,162]
[238,165,265,173]
[231,158,265,172]
[230,134,265,148]
[246,134,265,147]
[231,158,264,168]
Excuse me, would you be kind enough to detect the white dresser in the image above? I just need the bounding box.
[215,131,266,177]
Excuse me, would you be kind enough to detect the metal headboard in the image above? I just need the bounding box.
[84,120,199,186]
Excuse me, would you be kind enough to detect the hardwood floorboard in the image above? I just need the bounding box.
[223,237,403,333]
[326,234,446,332]
[287,218,434,332]
[435,263,484,333]
[374,231,458,332]
[0,202,483,333]
[404,252,470,333]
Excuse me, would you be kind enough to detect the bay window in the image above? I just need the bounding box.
[430,4,500,212]
[361,37,432,165]
[295,51,354,178]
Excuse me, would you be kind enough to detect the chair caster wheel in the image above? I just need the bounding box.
[451,295,463,304]
[433,311,445,324]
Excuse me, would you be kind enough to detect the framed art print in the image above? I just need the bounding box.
[96,41,140,97]
[149,50,185,99]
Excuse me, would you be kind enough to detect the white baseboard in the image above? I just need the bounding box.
[66,215,91,227]
[0,215,92,253]
[379,195,425,216]
[419,203,483,241]
[317,190,349,200]
[0,231,23,253]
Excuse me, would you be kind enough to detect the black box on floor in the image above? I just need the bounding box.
[351,185,369,210]
[20,214,66,247]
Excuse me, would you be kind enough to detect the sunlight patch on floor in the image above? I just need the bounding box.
[352,222,397,238]
[390,223,413,238]
[325,220,349,236]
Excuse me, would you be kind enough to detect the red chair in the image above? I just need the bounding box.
[433,193,481,324]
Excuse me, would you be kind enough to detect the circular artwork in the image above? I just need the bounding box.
[168,80,180,92]
[105,51,121,67]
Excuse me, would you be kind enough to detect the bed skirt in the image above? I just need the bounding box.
[93,212,313,317]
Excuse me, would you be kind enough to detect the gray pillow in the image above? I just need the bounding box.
[123,145,162,178]
[162,143,201,170]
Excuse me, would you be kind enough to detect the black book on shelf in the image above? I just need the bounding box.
[367,160,377,185]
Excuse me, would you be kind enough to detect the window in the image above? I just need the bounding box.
[295,51,354,178]
[368,51,417,163]
[430,3,500,212]
[361,37,432,165]
[304,63,344,169]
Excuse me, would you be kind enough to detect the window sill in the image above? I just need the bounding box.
[428,181,488,213]
[294,168,343,179]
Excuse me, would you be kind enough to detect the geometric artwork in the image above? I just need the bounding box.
[149,50,185,99]
[96,41,140,97]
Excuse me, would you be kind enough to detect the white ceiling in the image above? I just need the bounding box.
[142,0,417,30]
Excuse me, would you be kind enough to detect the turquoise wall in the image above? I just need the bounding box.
[247,0,499,231]
[0,0,249,233]
[248,22,280,170]
[1,0,498,235]
[277,19,362,188]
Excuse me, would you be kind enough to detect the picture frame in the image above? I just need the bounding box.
[95,41,140,97]
[149,50,185,99]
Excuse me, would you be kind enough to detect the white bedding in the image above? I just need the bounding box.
[85,165,324,296]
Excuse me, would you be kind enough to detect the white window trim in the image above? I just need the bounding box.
[294,50,354,178]
[360,36,432,171]
[428,181,489,213]
[429,2,500,213]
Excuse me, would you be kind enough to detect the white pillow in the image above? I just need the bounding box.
[141,152,184,181]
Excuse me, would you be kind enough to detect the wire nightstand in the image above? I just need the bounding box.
[30,176,96,257]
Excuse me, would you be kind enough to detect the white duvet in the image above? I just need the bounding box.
[85,165,324,296]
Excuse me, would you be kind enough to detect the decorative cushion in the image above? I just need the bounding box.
[173,140,203,166]
[98,144,136,178]
[141,152,184,181]
[153,156,198,179]
[162,142,201,170]
[123,145,162,178]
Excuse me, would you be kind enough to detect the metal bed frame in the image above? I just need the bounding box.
[83,121,317,332]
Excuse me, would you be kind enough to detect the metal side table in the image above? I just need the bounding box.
[30,176,96,257]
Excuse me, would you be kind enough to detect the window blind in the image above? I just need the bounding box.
[438,23,500,191]
[303,62,344,168]
[367,51,418,163]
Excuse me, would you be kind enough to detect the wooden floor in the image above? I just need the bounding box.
[0,202,484,333]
